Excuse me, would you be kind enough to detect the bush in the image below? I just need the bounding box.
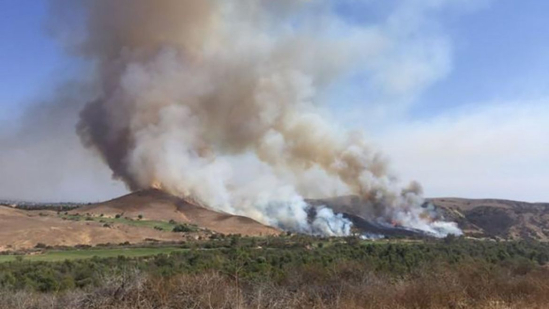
[2,237,549,306]
[172,224,197,233]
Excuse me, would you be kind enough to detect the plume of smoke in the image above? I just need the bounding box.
[49,0,460,237]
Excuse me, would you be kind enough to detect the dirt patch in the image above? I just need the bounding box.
[0,206,183,251]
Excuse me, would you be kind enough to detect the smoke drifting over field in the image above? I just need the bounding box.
[49,0,460,236]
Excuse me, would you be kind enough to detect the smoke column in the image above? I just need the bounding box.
[50,0,460,237]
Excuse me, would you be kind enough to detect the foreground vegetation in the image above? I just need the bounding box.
[1,236,549,308]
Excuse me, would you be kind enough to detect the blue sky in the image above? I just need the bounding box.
[0,0,548,202]
[0,1,62,120]
[2,0,546,117]
[418,0,549,116]
[4,0,546,121]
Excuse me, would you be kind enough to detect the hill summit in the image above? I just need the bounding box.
[73,189,280,236]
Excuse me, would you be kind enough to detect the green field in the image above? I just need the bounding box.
[0,247,187,263]
[60,214,185,231]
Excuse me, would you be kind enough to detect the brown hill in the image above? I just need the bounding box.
[430,198,549,240]
[72,189,279,236]
[309,196,549,240]
[0,190,278,251]
[3,189,546,252]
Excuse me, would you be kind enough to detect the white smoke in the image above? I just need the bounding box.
[312,207,352,236]
[47,0,462,237]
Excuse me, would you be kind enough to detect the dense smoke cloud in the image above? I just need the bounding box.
[49,0,461,236]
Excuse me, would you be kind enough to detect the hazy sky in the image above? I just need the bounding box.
[0,0,548,202]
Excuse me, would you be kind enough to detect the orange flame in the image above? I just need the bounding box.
[150,180,163,190]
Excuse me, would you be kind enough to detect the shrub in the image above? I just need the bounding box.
[172,224,197,233]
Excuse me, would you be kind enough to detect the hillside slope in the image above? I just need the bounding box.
[430,198,549,240]
[72,189,279,236]
[0,206,183,251]
[309,196,549,240]
[0,190,279,251]
[307,196,427,237]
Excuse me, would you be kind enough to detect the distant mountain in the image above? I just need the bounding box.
[308,195,549,240]
[430,198,549,240]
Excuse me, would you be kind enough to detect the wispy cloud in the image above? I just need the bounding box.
[376,100,549,202]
